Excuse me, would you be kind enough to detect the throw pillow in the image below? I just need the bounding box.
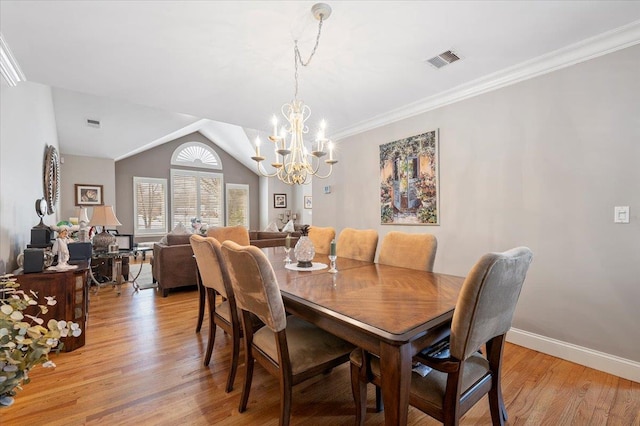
[264,221,280,232]
[282,220,295,233]
[159,222,190,244]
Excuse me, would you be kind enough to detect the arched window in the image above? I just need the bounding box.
[170,142,226,229]
[171,142,222,170]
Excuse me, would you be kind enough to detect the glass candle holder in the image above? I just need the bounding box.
[328,255,337,273]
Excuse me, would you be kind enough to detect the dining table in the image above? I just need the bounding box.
[262,246,465,425]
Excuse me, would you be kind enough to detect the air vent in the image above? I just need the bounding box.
[426,50,461,69]
[86,118,101,128]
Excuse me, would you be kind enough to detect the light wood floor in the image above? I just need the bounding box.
[3,277,639,425]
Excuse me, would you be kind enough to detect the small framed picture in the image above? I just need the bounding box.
[304,195,312,209]
[274,193,287,208]
[75,184,104,206]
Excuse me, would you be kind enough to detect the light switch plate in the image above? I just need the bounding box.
[614,206,630,223]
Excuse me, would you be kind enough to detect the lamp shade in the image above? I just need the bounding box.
[89,205,122,227]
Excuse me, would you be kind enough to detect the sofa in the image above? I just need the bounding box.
[249,230,300,248]
[152,230,301,297]
[152,234,198,297]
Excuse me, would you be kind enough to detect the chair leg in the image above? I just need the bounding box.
[350,353,368,425]
[280,370,293,426]
[225,323,241,393]
[195,271,205,333]
[488,387,506,426]
[204,289,217,366]
[375,385,384,412]
[239,347,254,413]
[486,335,507,426]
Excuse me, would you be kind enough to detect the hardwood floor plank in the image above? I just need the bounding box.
[2,278,638,425]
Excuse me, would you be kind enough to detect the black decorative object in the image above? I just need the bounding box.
[29,198,52,248]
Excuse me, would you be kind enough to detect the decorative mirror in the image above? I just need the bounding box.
[43,145,60,214]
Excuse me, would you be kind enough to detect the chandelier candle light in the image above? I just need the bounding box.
[251,3,338,185]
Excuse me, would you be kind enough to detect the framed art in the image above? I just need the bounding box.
[379,129,439,225]
[304,195,312,209]
[274,193,287,208]
[75,184,104,206]
[226,184,250,227]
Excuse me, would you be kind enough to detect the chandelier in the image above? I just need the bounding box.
[251,3,337,185]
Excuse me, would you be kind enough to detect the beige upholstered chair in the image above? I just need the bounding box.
[206,225,250,245]
[351,247,533,425]
[308,226,335,254]
[364,231,439,409]
[336,228,378,262]
[221,241,355,426]
[195,225,250,333]
[189,235,241,392]
[378,231,437,271]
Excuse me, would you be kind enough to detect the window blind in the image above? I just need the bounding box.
[133,177,167,236]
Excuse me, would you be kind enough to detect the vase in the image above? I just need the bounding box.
[294,236,315,268]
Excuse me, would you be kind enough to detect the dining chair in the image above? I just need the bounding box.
[206,225,250,245]
[195,225,250,332]
[350,246,533,425]
[336,228,379,262]
[189,234,243,392]
[363,231,439,409]
[308,226,335,254]
[378,231,437,271]
[221,240,355,426]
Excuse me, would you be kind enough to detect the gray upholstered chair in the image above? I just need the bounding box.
[307,226,335,254]
[190,235,242,392]
[221,241,355,426]
[336,228,378,262]
[378,231,437,271]
[351,246,533,425]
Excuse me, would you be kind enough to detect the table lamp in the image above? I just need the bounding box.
[89,205,122,252]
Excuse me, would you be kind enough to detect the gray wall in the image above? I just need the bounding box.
[0,81,60,274]
[59,154,116,224]
[314,44,640,362]
[115,131,260,240]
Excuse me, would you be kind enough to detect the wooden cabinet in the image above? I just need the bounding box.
[16,261,89,352]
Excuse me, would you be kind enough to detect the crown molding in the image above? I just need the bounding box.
[0,33,26,87]
[331,20,640,142]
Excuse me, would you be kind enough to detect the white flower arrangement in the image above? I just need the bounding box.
[0,274,81,407]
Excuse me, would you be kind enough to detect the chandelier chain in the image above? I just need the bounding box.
[293,15,324,99]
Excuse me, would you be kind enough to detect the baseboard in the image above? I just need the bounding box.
[507,328,640,383]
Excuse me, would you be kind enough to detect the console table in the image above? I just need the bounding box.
[16,261,89,352]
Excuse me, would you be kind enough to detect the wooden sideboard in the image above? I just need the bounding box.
[16,261,89,352]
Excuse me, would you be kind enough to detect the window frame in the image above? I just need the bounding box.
[171,141,222,170]
[133,176,168,237]
[170,169,224,230]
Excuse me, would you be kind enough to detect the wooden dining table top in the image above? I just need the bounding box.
[264,246,465,346]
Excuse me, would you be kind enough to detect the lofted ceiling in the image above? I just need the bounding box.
[1,1,640,170]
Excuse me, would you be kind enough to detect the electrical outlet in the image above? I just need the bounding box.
[614,206,630,223]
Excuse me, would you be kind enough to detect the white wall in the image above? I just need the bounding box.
[0,81,60,273]
[315,45,640,365]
